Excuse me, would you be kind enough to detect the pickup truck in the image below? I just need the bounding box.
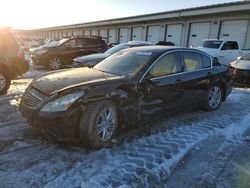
[198,39,250,66]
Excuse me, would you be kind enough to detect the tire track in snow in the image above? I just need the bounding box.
[42,91,250,188]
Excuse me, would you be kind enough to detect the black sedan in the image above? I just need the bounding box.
[72,41,152,68]
[19,46,232,148]
[230,53,250,86]
[30,36,108,70]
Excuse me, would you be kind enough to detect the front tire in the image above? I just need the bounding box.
[0,73,10,95]
[48,56,62,70]
[204,85,223,111]
[79,101,118,148]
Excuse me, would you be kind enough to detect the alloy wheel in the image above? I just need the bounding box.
[96,107,117,142]
[0,74,7,91]
[49,57,62,70]
[208,86,222,109]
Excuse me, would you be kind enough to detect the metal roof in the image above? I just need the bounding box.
[20,1,250,32]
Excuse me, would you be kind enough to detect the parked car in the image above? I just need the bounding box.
[73,41,152,68]
[29,39,60,55]
[229,52,250,85]
[0,27,29,94]
[198,39,250,66]
[30,36,108,70]
[19,46,232,148]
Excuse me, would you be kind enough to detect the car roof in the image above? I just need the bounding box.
[124,45,207,53]
[70,35,104,40]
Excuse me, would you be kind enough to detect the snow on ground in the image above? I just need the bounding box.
[0,68,250,187]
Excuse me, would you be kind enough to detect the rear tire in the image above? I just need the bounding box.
[204,84,223,111]
[0,72,11,95]
[79,101,118,148]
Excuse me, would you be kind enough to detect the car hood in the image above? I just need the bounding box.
[230,60,250,70]
[32,68,124,95]
[74,53,110,63]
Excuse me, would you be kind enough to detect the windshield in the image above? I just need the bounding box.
[56,38,69,46]
[201,40,222,49]
[242,53,250,60]
[105,44,130,55]
[44,40,60,47]
[94,49,155,77]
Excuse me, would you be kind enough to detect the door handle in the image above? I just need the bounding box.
[207,72,212,76]
[175,79,182,83]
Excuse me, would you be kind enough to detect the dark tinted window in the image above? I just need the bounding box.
[83,38,100,46]
[221,41,239,50]
[201,54,211,68]
[65,39,84,48]
[183,52,203,72]
[202,40,222,49]
[149,52,182,78]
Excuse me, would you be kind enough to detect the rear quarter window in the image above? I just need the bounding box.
[201,54,211,68]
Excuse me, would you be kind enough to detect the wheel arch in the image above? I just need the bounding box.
[0,63,12,78]
[82,89,137,129]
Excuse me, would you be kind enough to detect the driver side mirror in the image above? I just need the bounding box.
[212,57,221,66]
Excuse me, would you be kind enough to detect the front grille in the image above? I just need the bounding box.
[21,88,45,109]
[230,67,250,85]
[237,69,250,77]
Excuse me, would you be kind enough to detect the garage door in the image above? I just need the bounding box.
[147,26,161,44]
[91,29,98,36]
[108,29,118,43]
[99,29,107,41]
[219,20,249,48]
[188,22,211,47]
[63,31,67,37]
[67,31,73,37]
[165,24,183,46]
[73,30,81,36]
[132,27,144,41]
[84,30,90,36]
[119,28,130,43]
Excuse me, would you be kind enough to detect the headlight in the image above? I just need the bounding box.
[35,49,48,55]
[41,90,85,112]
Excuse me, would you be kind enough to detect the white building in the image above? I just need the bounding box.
[18,1,250,49]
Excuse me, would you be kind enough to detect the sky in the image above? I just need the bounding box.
[0,0,241,30]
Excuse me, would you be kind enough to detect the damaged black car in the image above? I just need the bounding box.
[19,46,232,148]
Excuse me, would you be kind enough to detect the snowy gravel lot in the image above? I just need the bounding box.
[1,67,250,188]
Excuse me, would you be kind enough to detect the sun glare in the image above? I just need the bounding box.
[0,0,123,30]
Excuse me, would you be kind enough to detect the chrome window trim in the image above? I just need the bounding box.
[139,49,213,83]
[182,50,213,69]
[150,67,213,81]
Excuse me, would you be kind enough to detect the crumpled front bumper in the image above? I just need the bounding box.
[19,103,83,142]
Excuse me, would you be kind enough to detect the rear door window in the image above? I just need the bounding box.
[65,39,82,48]
[82,38,100,47]
[183,51,203,72]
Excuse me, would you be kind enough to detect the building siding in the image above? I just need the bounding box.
[15,2,250,49]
